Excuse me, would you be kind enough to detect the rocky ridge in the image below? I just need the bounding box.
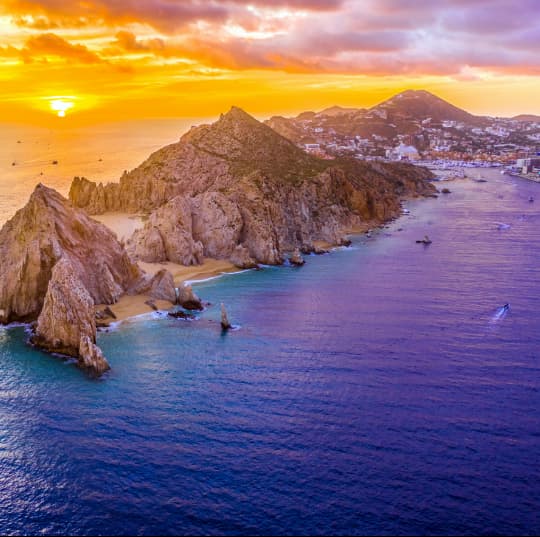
[70,107,435,268]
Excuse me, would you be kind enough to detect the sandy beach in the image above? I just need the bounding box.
[94,258,240,322]
[92,212,144,242]
[89,212,243,322]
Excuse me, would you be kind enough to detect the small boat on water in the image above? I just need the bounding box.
[416,235,432,245]
[529,196,534,202]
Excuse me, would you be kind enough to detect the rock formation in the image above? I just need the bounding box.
[289,248,305,266]
[0,184,142,324]
[129,268,177,304]
[221,303,232,330]
[127,196,203,265]
[0,183,163,375]
[69,107,435,269]
[31,257,110,375]
[78,335,110,376]
[177,283,203,311]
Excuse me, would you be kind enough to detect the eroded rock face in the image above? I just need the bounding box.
[70,107,435,267]
[229,244,258,269]
[177,283,203,311]
[32,257,110,375]
[127,196,203,266]
[79,335,110,376]
[130,269,177,304]
[191,192,243,259]
[0,184,142,324]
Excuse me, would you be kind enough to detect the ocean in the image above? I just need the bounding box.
[0,118,206,224]
[0,123,539,535]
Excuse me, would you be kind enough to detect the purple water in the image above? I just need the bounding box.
[0,169,539,534]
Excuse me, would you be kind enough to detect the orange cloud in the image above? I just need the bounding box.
[22,32,104,63]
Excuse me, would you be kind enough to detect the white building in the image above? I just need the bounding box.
[387,143,420,161]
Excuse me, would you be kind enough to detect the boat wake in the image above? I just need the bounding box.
[490,305,509,322]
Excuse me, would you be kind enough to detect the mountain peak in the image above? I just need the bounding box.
[373,88,479,124]
[221,105,257,123]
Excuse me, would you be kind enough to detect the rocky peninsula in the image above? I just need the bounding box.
[0,184,177,375]
[1,107,435,376]
[70,107,435,268]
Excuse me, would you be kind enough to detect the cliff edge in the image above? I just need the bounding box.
[70,107,435,267]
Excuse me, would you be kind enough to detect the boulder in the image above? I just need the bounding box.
[130,269,176,304]
[177,283,203,310]
[229,244,258,269]
[289,248,305,266]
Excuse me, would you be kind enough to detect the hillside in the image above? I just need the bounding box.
[262,89,540,159]
[370,89,481,125]
[70,107,435,267]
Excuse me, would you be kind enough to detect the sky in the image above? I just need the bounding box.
[0,0,539,125]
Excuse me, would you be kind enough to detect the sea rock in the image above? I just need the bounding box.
[168,310,195,319]
[130,269,177,304]
[177,283,203,310]
[0,184,142,324]
[79,335,110,376]
[289,248,305,266]
[221,303,232,330]
[32,257,110,375]
[229,244,258,269]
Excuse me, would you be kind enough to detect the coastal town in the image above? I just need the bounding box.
[265,90,540,180]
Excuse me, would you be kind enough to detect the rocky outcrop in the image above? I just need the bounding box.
[31,257,110,375]
[0,184,142,324]
[289,248,305,266]
[221,303,232,330]
[229,244,258,269]
[70,107,435,268]
[177,283,203,311]
[127,196,203,265]
[130,268,177,304]
[79,335,110,376]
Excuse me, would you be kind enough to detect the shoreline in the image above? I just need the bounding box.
[1,188,438,331]
[91,191,437,325]
[96,258,242,323]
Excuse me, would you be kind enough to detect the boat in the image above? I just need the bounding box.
[416,235,432,245]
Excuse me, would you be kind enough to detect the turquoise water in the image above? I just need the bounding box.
[1,170,540,534]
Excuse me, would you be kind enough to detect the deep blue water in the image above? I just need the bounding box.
[1,170,540,535]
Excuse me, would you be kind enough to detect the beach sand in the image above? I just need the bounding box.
[92,212,144,242]
[92,212,240,322]
[96,258,239,322]
[139,259,238,286]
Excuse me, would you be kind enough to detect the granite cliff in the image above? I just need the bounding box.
[70,107,435,267]
[0,184,176,375]
[31,257,111,375]
[0,184,141,324]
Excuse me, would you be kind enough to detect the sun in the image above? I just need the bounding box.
[49,98,75,117]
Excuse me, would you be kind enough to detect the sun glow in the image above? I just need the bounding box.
[49,98,75,117]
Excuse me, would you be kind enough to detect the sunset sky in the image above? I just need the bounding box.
[0,0,539,124]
